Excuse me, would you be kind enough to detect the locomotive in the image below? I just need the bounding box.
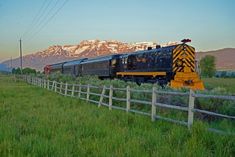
[44,39,204,90]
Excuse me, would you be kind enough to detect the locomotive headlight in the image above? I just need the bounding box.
[112,59,116,65]
[111,59,117,67]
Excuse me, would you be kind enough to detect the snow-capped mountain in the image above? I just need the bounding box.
[35,40,158,58]
[2,39,235,71]
[2,40,159,71]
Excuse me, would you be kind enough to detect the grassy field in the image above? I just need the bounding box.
[0,75,234,156]
[203,77,235,94]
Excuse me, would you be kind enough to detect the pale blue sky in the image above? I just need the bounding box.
[0,0,235,62]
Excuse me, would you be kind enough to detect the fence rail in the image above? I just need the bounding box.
[19,75,235,135]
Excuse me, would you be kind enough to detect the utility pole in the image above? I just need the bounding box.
[19,38,23,74]
[10,57,12,68]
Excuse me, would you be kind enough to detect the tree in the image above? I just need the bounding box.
[12,68,21,74]
[200,55,216,77]
[12,68,16,74]
[12,67,37,75]
[22,67,36,74]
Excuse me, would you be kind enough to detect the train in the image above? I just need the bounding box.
[44,39,204,90]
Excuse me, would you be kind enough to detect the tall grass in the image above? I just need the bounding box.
[0,75,234,156]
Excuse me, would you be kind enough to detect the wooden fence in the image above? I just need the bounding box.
[19,75,235,135]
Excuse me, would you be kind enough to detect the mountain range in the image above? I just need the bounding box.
[2,40,235,71]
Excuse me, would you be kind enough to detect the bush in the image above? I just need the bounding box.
[200,55,216,78]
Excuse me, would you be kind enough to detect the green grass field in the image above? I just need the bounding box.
[203,78,235,94]
[0,75,234,156]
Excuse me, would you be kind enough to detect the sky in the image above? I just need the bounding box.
[0,0,235,62]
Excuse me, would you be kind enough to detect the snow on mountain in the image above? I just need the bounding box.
[1,39,168,71]
[161,41,179,47]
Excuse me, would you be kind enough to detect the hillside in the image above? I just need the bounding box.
[196,48,235,70]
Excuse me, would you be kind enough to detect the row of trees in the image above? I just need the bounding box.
[12,67,38,75]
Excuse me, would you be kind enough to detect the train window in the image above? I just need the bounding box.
[127,55,136,70]
[136,54,142,62]
[122,57,127,64]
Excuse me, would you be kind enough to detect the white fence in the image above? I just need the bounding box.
[19,75,235,135]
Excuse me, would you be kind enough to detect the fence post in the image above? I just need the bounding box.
[86,84,90,101]
[40,78,44,88]
[60,82,62,93]
[44,79,47,88]
[54,81,57,92]
[52,81,55,91]
[109,85,113,110]
[47,80,50,90]
[72,84,75,97]
[78,83,81,98]
[126,85,130,112]
[99,85,106,108]
[65,83,68,96]
[188,89,195,129]
[39,78,42,87]
[151,87,157,121]
[14,74,16,82]
[36,78,38,86]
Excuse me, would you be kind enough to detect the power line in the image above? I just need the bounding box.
[21,0,48,38]
[22,0,55,39]
[25,0,61,40]
[26,0,69,42]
